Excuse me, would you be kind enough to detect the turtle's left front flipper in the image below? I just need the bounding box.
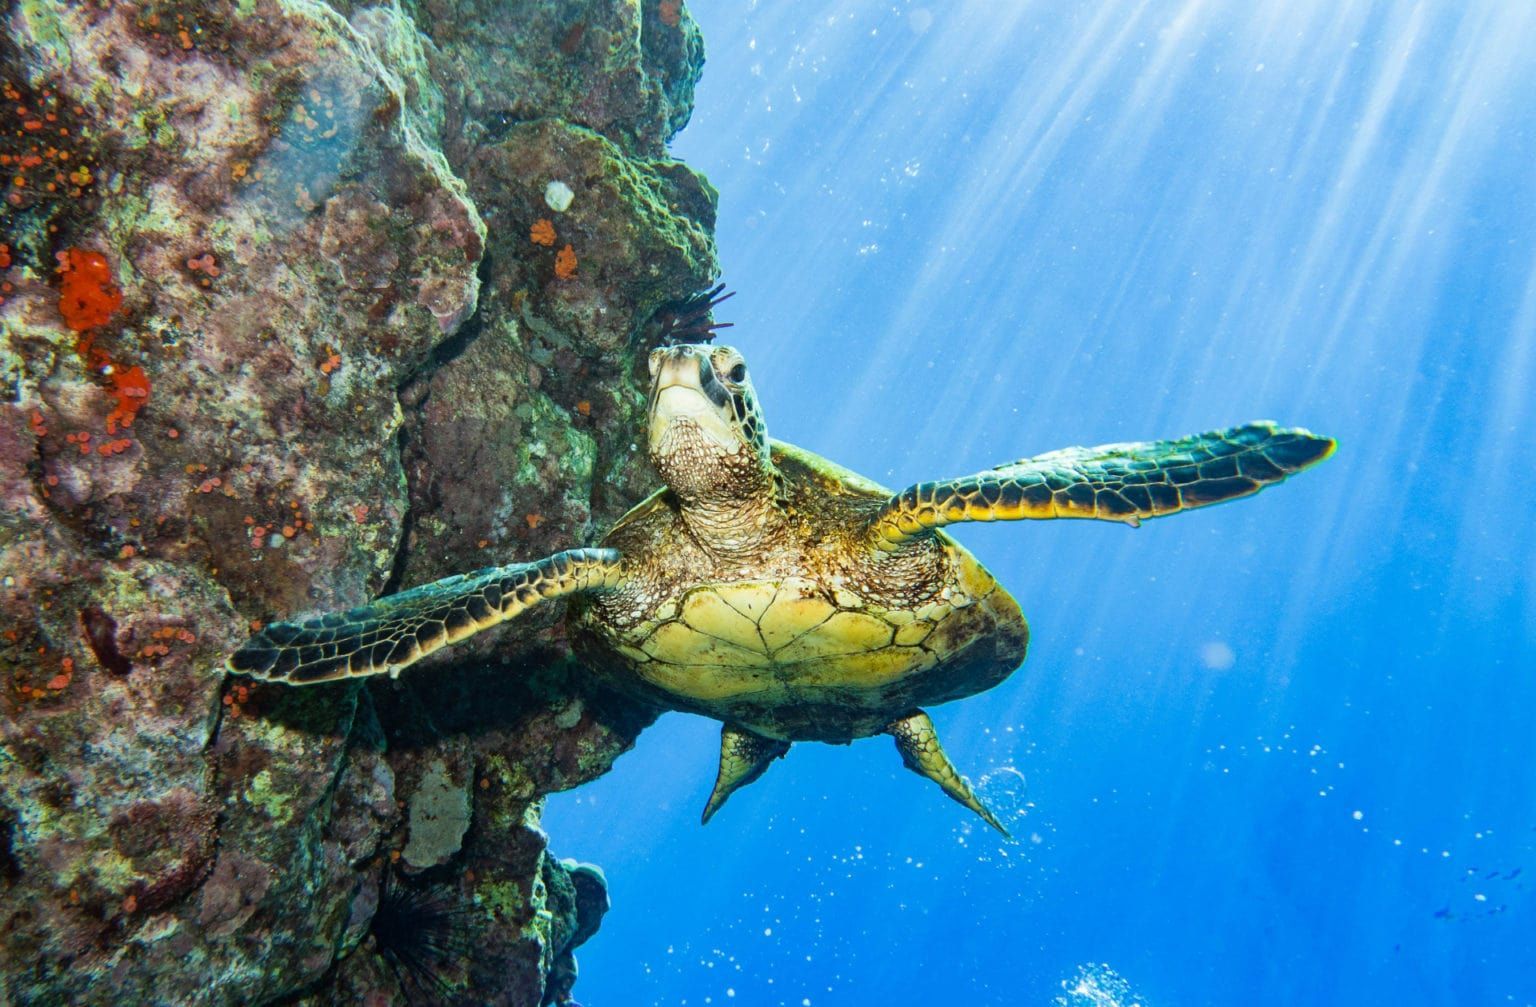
[228,548,624,685]
[867,421,1334,550]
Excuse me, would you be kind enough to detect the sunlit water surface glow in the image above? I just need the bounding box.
[544,2,1536,1004]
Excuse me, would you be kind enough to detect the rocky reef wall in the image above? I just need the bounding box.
[0,1,714,1003]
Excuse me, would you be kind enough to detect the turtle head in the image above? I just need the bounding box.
[646,344,772,504]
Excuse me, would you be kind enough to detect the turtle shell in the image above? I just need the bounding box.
[570,441,1029,742]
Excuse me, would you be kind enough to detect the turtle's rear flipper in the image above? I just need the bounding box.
[228,548,624,685]
[888,710,1010,838]
[867,421,1335,550]
[702,723,790,824]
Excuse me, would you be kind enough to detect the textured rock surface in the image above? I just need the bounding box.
[0,1,713,1004]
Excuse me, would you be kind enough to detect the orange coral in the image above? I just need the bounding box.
[554,243,578,280]
[105,365,150,434]
[186,252,221,288]
[530,218,556,246]
[659,0,681,28]
[57,247,122,331]
[64,259,151,433]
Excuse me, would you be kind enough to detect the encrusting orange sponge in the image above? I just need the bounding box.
[57,247,123,331]
[554,243,578,280]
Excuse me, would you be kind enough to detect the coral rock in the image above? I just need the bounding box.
[0,0,714,1003]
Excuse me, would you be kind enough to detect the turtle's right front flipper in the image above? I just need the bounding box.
[228,547,624,685]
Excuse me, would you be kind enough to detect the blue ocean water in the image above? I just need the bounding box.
[545,3,1536,1005]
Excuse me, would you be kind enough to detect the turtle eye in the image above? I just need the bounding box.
[727,362,747,384]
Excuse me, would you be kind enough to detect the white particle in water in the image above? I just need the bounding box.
[1352,810,1363,821]
[1199,640,1236,670]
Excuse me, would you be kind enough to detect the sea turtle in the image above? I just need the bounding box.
[229,298,1334,836]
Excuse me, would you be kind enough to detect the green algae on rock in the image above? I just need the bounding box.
[0,0,715,1003]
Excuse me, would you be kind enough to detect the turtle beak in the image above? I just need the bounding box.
[647,346,739,454]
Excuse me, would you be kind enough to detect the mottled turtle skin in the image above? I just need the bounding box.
[230,337,1334,835]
